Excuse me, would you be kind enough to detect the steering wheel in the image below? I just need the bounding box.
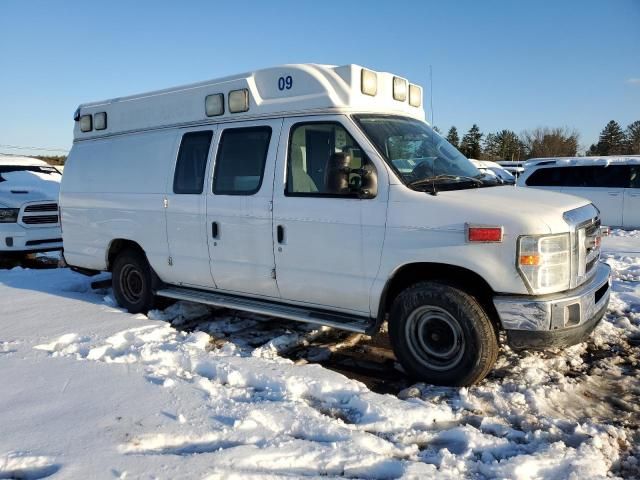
[410,159,436,180]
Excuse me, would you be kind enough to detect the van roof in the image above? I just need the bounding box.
[525,155,640,168]
[73,64,426,141]
[0,155,49,167]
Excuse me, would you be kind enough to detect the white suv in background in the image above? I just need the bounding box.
[518,156,640,228]
[0,156,63,255]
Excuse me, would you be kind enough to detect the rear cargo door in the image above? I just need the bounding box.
[163,126,218,288]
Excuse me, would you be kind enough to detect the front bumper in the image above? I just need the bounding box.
[0,223,63,254]
[493,262,611,350]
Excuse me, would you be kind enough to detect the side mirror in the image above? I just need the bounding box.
[357,164,378,199]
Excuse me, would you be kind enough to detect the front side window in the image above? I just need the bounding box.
[354,115,492,192]
[173,130,213,194]
[287,122,374,196]
[213,127,271,195]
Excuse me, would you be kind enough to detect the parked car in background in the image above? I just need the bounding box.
[496,161,526,177]
[469,159,516,185]
[518,156,640,228]
[0,156,63,255]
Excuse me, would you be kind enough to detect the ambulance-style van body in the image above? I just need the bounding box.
[61,64,610,385]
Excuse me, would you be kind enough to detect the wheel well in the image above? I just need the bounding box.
[106,239,145,272]
[379,263,501,330]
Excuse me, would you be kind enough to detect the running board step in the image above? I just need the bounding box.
[156,287,371,334]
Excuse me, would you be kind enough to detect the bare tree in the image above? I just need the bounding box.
[520,127,579,159]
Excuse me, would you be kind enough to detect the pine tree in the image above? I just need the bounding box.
[595,120,627,155]
[626,120,640,154]
[446,126,460,149]
[482,133,499,160]
[459,124,483,159]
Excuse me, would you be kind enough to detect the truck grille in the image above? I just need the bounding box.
[24,203,58,213]
[19,202,60,227]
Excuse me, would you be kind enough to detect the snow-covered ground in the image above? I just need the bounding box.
[0,232,638,479]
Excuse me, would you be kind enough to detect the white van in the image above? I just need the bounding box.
[0,156,63,255]
[518,156,640,228]
[60,64,610,386]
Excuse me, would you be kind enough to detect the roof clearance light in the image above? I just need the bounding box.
[94,112,107,130]
[393,77,407,102]
[79,114,92,132]
[205,93,224,117]
[361,69,377,96]
[467,226,504,243]
[409,84,422,107]
[229,89,249,113]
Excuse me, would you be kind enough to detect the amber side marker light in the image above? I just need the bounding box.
[519,255,541,266]
[467,226,504,243]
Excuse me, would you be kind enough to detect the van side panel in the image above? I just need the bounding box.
[60,131,178,276]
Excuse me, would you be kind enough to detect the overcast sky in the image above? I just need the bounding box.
[1,0,639,156]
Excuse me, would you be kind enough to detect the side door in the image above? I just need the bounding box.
[565,166,625,227]
[272,116,387,315]
[206,119,282,298]
[623,165,640,228]
[164,127,217,288]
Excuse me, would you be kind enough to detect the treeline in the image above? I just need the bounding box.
[439,119,640,161]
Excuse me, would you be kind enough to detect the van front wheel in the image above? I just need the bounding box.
[112,249,156,313]
[389,282,498,386]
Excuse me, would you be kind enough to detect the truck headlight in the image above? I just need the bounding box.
[0,208,19,223]
[517,233,571,294]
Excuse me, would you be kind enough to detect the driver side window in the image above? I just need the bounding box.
[286,122,375,197]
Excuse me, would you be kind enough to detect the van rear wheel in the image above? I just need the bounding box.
[112,249,156,313]
[389,282,498,387]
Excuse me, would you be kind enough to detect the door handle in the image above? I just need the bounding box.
[607,192,620,196]
[211,222,219,239]
[277,225,285,244]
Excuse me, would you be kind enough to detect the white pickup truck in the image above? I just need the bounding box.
[60,64,610,386]
[1,156,63,255]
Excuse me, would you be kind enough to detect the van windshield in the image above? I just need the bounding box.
[354,115,496,191]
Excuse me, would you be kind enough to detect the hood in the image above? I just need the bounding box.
[0,171,61,207]
[389,184,592,235]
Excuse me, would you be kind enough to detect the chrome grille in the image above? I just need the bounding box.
[19,202,60,227]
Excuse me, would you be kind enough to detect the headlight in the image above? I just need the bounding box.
[0,208,19,223]
[517,233,571,294]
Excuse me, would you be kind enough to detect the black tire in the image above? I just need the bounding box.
[389,281,498,387]
[111,249,156,313]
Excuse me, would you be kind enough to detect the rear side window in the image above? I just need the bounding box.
[173,131,213,194]
[579,165,629,188]
[526,165,630,188]
[630,166,640,188]
[213,127,271,195]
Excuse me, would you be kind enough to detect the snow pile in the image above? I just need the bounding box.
[1,230,639,478]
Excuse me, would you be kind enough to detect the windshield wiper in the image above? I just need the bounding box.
[408,174,483,188]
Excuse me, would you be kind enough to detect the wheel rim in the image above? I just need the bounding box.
[404,305,465,371]
[119,264,144,304]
